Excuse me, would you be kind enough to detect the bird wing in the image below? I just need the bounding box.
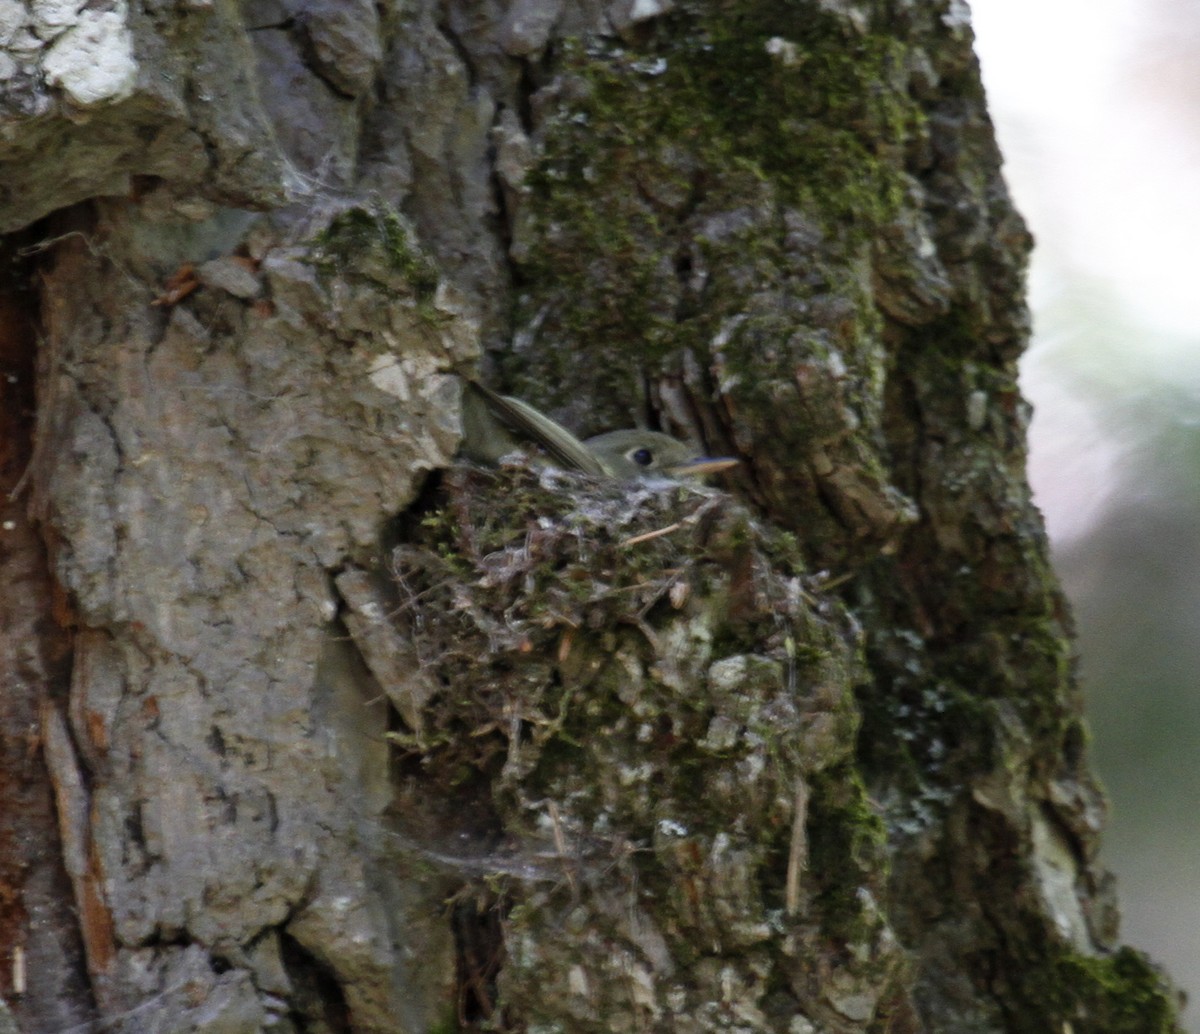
[463,379,609,477]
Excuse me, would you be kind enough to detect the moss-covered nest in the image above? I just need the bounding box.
[339,462,908,1031]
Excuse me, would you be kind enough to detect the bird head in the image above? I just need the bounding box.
[583,429,739,480]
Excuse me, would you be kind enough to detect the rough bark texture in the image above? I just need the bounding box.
[0,1,1183,1032]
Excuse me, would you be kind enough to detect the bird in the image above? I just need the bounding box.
[459,378,738,480]
[581,429,740,479]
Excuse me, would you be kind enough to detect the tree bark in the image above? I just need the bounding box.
[0,1,1182,1032]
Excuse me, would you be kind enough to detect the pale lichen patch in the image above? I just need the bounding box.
[42,5,136,106]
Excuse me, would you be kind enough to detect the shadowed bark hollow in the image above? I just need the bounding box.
[0,0,1182,1032]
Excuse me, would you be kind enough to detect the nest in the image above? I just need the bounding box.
[339,462,856,807]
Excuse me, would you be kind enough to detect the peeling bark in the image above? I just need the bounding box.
[0,1,1182,1032]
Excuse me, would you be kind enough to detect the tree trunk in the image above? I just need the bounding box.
[0,1,1182,1032]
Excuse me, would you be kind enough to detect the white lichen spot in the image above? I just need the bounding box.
[1030,809,1091,949]
[824,964,880,1022]
[29,0,81,36]
[942,0,972,32]
[708,655,749,693]
[628,0,672,24]
[729,920,772,943]
[830,990,876,1021]
[631,56,668,76]
[966,389,988,430]
[363,353,410,400]
[326,895,355,916]
[719,964,736,1000]
[567,964,589,997]
[816,0,869,34]
[42,6,137,106]
[621,959,660,1015]
[764,36,802,67]
[0,0,28,47]
[916,226,938,259]
[656,817,688,837]
[509,931,540,970]
[737,751,765,785]
[701,714,739,751]
[618,762,655,786]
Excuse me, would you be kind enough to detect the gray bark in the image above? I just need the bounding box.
[0,0,1182,1032]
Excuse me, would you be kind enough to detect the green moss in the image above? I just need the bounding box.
[427,1010,461,1034]
[1033,947,1180,1034]
[807,765,888,942]
[514,7,921,416]
[535,12,913,226]
[312,205,440,302]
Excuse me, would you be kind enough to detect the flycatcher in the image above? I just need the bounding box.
[460,379,738,480]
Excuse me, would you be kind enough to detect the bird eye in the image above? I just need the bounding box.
[631,448,654,467]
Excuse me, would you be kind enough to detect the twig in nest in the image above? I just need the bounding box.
[811,570,855,593]
[547,800,577,895]
[557,627,575,662]
[633,617,661,653]
[786,776,809,916]
[618,522,682,548]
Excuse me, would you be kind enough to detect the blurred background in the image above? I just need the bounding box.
[970,0,1200,1026]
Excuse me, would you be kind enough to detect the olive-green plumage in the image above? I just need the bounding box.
[460,379,737,480]
[581,429,739,479]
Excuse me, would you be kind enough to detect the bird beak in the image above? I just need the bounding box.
[666,456,741,478]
